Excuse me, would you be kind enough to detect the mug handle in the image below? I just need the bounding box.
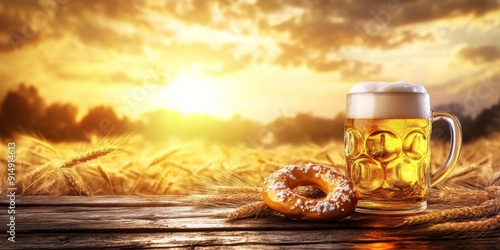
[430,111,463,187]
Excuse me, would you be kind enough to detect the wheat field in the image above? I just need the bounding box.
[1,134,499,234]
[1,134,498,197]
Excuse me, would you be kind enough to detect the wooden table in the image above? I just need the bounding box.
[1,196,498,249]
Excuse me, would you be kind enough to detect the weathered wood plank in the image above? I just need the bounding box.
[1,196,499,249]
[2,231,499,249]
[0,195,190,207]
[4,206,404,233]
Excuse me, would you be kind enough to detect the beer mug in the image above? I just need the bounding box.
[344,81,462,214]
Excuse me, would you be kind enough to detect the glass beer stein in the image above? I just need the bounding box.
[344,81,462,214]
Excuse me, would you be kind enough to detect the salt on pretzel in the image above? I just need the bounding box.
[262,163,358,221]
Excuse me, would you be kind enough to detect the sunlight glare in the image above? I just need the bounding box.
[162,75,219,115]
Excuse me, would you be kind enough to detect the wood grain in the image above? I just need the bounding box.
[1,196,498,249]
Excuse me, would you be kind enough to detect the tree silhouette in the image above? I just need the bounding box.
[0,84,45,137]
[432,103,474,142]
[79,106,129,139]
[36,103,81,141]
[432,101,500,142]
[273,112,345,145]
[469,101,500,138]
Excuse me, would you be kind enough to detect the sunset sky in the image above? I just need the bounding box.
[0,0,499,122]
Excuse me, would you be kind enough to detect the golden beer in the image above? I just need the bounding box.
[345,118,431,212]
[345,81,462,214]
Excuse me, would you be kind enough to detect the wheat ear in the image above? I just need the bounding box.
[97,165,113,195]
[486,186,500,199]
[147,147,181,168]
[488,171,500,186]
[428,187,490,204]
[22,165,59,194]
[26,179,56,195]
[63,172,92,196]
[23,147,116,193]
[197,193,262,206]
[30,138,58,154]
[448,155,491,181]
[226,201,276,220]
[60,147,116,169]
[209,186,261,194]
[429,214,500,233]
[400,199,500,227]
[131,147,180,194]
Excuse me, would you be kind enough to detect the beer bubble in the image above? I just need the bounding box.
[351,157,384,192]
[366,131,401,162]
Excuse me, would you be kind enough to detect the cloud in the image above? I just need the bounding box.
[52,69,138,85]
[457,45,500,63]
[274,41,382,81]
[71,21,143,53]
[0,0,146,52]
[250,0,496,80]
[426,67,500,115]
[1,0,499,80]
[394,0,500,25]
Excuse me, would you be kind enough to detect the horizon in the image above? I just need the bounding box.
[1,82,499,145]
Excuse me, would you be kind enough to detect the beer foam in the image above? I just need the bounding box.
[348,81,427,94]
[346,81,430,119]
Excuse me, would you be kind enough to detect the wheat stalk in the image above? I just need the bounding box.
[154,169,169,194]
[401,199,500,227]
[28,150,52,163]
[29,137,57,154]
[167,161,192,174]
[60,147,116,169]
[488,171,500,186]
[63,172,92,196]
[429,214,500,233]
[487,186,500,200]
[29,180,56,195]
[147,147,181,168]
[428,187,490,204]
[226,201,276,220]
[130,174,146,194]
[22,165,59,194]
[448,155,491,181]
[197,193,262,205]
[23,147,116,194]
[257,158,283,168]
[21,162,51,182]
[97,165,113,195]
[130,147,181,194]
[208,186,261,194]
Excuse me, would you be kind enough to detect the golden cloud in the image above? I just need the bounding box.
[0,0,498,82]
[457,45,500,63]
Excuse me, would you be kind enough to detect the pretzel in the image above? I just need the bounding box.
[262,163,358,221]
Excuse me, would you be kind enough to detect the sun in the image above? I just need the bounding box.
[162,75,219,115]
